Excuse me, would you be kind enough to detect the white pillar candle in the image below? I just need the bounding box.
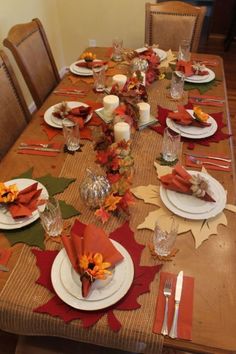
[103,95,119,117]
[137,102,150,123]
[112,74,127,90]
[114,122,130,142]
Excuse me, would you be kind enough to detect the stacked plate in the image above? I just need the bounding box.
[51,240,134,310]
[69,59,106,76]
[44,101,92,129]
[166,110,218,139]
[0,178,48,230]
[160,171,227,220]
[183,68,215,83]
[135,47,167,62]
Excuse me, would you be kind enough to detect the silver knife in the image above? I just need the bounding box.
[0,264,9,272]
[169,270,183,338]
[18,146,61,152]
[184,152,231,163]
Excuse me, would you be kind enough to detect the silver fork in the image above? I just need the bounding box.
[161,278,172,335]
[189,156,230,169]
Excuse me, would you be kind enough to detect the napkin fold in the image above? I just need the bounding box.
[153,272,194,340]
[7,183,42,218]
[76,60,106,69]
[168,106,211,127]
[176,60,208,77]
[61,224,124,297]
[159,164,215,202]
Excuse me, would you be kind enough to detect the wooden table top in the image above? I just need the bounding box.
[0,48,236,354]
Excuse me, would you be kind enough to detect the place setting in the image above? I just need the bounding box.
[0,178,48,230]
[69,52,108,77]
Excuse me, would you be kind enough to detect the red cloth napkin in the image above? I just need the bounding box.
[7,183,42,218]
[33,221,162,332]
[176,60,208,77]
[151,103,231,150]
[168,106,211,127]
[153,272,194,340]
[61,224,124,297]
[0,248,12,266]
[76,60,106,69]
[159,164,215,202]
[18,140,63,157]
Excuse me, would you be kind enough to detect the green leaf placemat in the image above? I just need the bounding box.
[36,175,75,196]
[184,79,221,94]
[2,201,80,249]
[13,167,34,179]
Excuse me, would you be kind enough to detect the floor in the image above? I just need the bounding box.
[0,37,235,354]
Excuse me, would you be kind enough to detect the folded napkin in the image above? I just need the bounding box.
[169,106,211,127]
[76,60,107,69]
[0,248,12,266]
[176,60,208,77]
[7,183,42,218]
[159,164,215,202]
[61,224,124,297]
[18,140,63,157]
[153,272,194,340]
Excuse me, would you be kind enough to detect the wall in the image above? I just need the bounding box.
[56,0,153,64]
[0,0,64,105]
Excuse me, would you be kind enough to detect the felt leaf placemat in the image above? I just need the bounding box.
[183,79,221,95]
[131,163,236,248]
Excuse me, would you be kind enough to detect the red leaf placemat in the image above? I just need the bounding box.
[151,103,231,150]
[33,221,162,332]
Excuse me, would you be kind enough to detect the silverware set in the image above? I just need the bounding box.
[184,152,231,169]
[18,143,61,153]
[161,271,183,338]
[189,96,225,104]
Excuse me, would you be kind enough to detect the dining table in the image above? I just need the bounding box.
[0,47,236,354]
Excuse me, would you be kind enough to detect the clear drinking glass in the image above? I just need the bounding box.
[153,219,178,257]
[178,39,191,62]
[170,71,185,100]
[162,127,181,162]
[62,118,80,151]
[112,38,123,62]
[37,197,63,237]
[92,65,106,92]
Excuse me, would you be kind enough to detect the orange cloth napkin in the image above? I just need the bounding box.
[18,140,63,157]
[7,183,42,218]
[160,164,215,202]
[169,106,211,127]
[176,60,208,77]
[153,272,194,340]
[76,60,107,69]
[61,224,124,297]
[0,248,12,266]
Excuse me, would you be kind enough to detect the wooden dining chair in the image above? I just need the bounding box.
[3,18,60,109]
[145,1,207,52]
[0,50,30,160]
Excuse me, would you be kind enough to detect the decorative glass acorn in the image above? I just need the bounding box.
[80,169,111,209]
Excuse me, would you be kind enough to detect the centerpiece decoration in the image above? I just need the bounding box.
[93,126,135,223]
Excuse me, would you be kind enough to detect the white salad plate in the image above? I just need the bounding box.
[44,101,92,129]
[0,178,48,230]
[183,68,215,83]
[51,240,134,311]
[160,171,227,220]
[69,59,106,76]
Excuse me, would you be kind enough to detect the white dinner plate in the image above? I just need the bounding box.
[160,171,227,220]
[60,241,127,302]
[184,68,215,83]
[0,178,48,230]
[69,59,106,76]
[135,47,167,62]
[166,110,218,139]
[44,101,92,129]
[51,240,134,311]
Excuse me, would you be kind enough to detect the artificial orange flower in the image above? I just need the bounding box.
[193,106,209,122]
[104,193,122,211]
[0,183,19,203]
[80,51,96,62]
[79,252,111,280]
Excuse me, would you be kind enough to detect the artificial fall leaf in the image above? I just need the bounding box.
[95,207,110,223]
[96,151,110,165]
[107,173,121,184]
[104,193,122,211]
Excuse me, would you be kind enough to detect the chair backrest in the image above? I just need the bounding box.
[0,50,30,160]
[4,18,60,109]
[145,1,207,52]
